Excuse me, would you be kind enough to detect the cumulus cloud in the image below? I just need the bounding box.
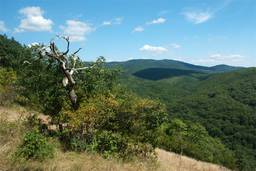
[0,21,8,32]
[147,17,166,25]
[140,44,168,54]
[133,26,144,32]
[61,20,94,42]
[15,6,53,32]
[183,11,212,24]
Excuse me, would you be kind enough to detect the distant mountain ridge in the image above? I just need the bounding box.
[107,59,243,81]
[108,59,243,74]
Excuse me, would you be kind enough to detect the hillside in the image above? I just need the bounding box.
[111,59,243,105]
[108,59,241,74]
[0,106,230,171]
[115,61,256,170]
[1,35,253,170]
[169,68,256,170]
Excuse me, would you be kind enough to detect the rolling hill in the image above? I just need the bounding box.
[108,59,242,75]
[110,59,241,105]
[110,59,256,170]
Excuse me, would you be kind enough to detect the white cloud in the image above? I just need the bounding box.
[101,17,123,27]
[61,20,94,42]
[183,11,212,24]
[194,53,245,66]
[170,43,181,49]
[133,26,144,32]
[102,21,112,26]
[27,42,40,48]
[140,44,168,54]
[209,53,244,61]
[15,6,53,32]
[0,21,8,32]
[147,17,166,25]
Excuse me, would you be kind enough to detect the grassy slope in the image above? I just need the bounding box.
[0,106,230,171]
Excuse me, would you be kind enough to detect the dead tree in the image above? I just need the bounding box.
[39,36,89,109]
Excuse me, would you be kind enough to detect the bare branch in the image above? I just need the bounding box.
[74,66,89,71]
[73,48,82,56]
[23,60,31,65]
[72,58,77,69]
[62,36,70,55]
[70,48,81,69]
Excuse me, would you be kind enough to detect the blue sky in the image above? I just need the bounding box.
[0,0,255,66]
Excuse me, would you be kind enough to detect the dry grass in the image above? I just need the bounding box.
[156,148,231,171]
[0,106,232,171]
[0,105,30,122]
[0,106,26,171]
[9,150,157,171]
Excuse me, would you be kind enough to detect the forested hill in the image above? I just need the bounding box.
[170,68,256,170]
[116,61,256,170]
[108,59,242,74]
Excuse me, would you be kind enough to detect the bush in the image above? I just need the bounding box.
[15,130,54,161]
[90,131,125,158]
[121,142,156,161]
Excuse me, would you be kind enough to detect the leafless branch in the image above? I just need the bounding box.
[62,36,70,55]
[73,48,82,56]
[75,66,89,71]
[23,60,31,65]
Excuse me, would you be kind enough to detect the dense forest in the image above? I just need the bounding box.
[117,60,256,171]
[0,34,255,170]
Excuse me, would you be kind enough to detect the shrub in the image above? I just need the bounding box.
[121,142,156,161]
[15,130,54,161]
[90,131,125,158]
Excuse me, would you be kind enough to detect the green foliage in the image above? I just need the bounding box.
[18,48,66,115]
[0,68,17,105]
[122,64,256,170]
[168,69,256,170]
[90,131,125,158]
[0,34,31,70]
[76,57,120,100]
[15,130,54,161]
[1,35,251,169]
[155,119,236,169]
[60,90,167,160]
